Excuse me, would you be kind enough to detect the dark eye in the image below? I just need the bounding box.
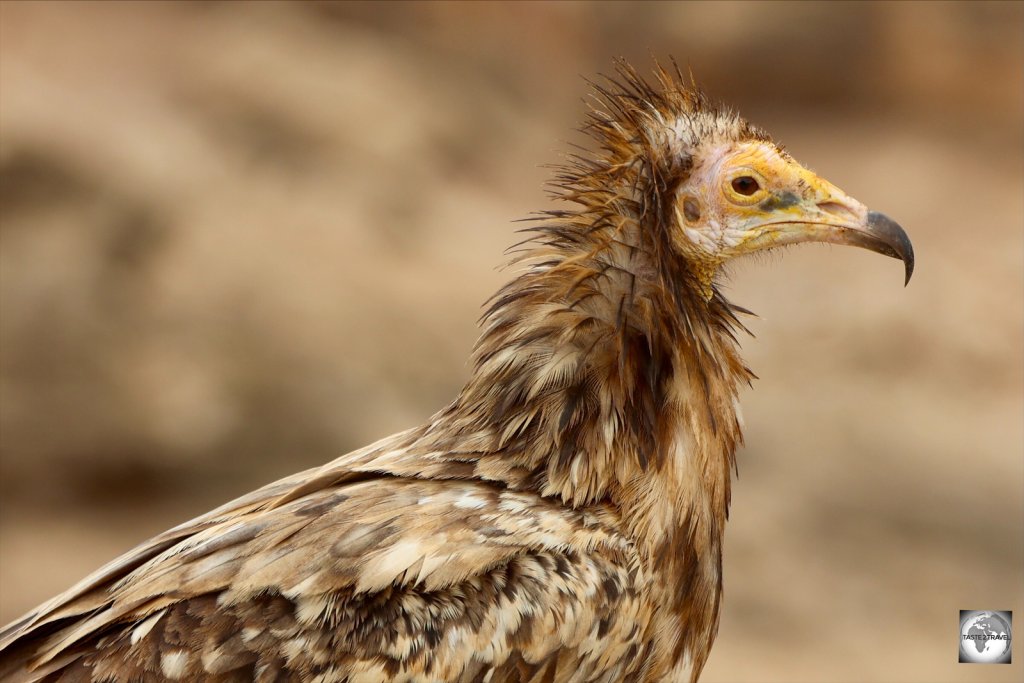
[731,176,760,196]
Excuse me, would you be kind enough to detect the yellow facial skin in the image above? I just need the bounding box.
[676,141,913,296]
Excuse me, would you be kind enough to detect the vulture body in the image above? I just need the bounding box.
[0,62,912,683]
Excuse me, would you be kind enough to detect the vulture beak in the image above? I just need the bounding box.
[846,211,915,286]
[742,177,915,285]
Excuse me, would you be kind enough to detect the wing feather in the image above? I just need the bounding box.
[0,436,647,682]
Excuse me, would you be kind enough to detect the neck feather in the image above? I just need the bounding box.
[444,229,752,500]
[415,62,760,678]
[424,217,753,678]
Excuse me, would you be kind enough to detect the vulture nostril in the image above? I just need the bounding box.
[817,201,857,222]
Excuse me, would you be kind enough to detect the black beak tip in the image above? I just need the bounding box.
[866,211,914,286]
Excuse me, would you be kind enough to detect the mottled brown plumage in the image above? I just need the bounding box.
[0,61,912,683]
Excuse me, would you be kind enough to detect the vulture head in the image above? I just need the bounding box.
[670,127,914,290]
[554,61,914,305]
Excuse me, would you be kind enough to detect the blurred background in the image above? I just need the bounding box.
[1,2,1021,681]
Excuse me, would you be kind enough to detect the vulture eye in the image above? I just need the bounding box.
[731,176,760,196]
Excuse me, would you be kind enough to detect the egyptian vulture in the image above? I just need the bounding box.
[0,61,913,683]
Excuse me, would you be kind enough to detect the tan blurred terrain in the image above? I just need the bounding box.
[1,2,1022,682]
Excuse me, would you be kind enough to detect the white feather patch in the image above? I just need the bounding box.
[129,609,165,646]
[159,650,190,680]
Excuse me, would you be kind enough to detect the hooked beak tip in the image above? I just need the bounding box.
[865,211,914,286]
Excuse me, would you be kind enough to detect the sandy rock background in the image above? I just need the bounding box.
[1,3,1021,681]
